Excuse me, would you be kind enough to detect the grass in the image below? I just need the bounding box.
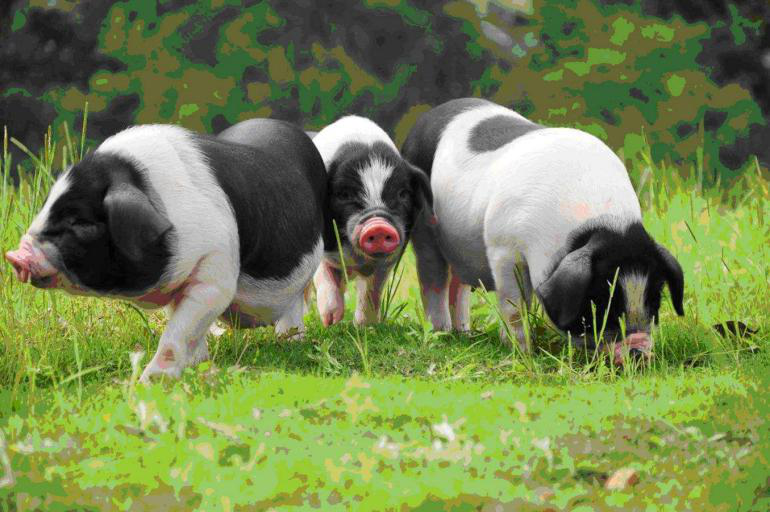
[0,123,768,510]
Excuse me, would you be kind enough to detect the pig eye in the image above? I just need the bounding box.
[398,188,410,201]
[70,218,93,228]
[337,189,356,201]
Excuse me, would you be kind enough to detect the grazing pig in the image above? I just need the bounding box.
[5,121,327,381]
[401,98,684,363]
[310,116,432,326]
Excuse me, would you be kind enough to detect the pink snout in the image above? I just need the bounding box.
[357,217,400,256]
[611,332,653,365]
[5,235,58,287]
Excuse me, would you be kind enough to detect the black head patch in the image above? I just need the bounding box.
[468,114,543,153]
[35,152,173,293]
[326,141,432,251]
[536,222,685,338]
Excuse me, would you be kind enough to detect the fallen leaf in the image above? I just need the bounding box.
[605,467,639,490]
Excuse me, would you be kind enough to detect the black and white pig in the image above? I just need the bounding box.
[401,98,684,363]
[310,116,433,326]
[5,120,327,380]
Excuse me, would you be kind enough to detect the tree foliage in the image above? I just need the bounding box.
[1,0,767,182]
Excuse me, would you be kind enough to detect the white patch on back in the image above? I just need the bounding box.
[621,272,648,327]
[427,103,644,289]
[28,172,72,237]
[359,155,394,209]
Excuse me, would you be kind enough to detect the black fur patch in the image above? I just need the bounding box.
[538,221,684,338]
[211,119,328,279]
[325,140,429,250]
[326,141,400,246]
[401,97,491,175]
[467,114,543,153]
[37,152,173,293]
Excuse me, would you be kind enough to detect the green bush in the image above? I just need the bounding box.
[4,0,766,183]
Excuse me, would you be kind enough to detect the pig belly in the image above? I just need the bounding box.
[221,300,278,328]
[223,271,307,328]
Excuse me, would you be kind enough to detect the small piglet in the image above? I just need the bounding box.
[6,121,327,380]
[401,98,684,363]
[311,116,432,325]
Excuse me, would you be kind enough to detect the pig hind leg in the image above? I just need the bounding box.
[487,245,533,350]
[448,269,472,332]
[354,268,388,325]
[275,292,306,339]
[412,215,451,331]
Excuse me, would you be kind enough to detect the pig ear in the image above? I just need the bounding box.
[536,243,595,330]
[408,163,434,215]
[104,182,172,262]
[657,244,684,316]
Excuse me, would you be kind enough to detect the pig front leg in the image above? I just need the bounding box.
[313,260,345,326]
[488,245,532,351]
[167,304,211,362]
[354,269,387,325]
[140,255,237,382]
[448,269,472,332]
[412,214,451,330]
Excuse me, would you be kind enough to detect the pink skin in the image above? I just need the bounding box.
[319,262,345,327]
[134,266,200,309]
[5,235,58,287]
[606,332,653,365]
[355,217,400,256]
[448,273,461,309]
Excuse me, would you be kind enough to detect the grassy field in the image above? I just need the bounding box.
[0,127,768,511]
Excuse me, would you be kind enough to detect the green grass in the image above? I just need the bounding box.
[0,125,768,510]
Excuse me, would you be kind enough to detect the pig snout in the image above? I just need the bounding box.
[5,235,58,287]
[357,217,400,256]
[611,331,653,365]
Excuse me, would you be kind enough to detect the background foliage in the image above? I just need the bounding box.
[1,0,769,183]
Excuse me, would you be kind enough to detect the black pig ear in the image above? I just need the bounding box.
[407,163,434,215]
[657,243,685,316]
[104,182,172,262]
[536,237,602,330]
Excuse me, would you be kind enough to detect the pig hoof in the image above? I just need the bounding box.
[499,325,527,351]
[354,310,378,326]
[321,308,344,326]
[139,364,181,384]
[208,322,227,338]
[276,326,304,340]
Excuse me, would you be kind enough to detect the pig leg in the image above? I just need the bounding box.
[488,247,532,351]
[354,269,387,325]
[275,292,306,339]
[448,270,472,332]
[412,214,451,330]
[164,303,212,363]
[140,256,237,382]
[313,260,345,326]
